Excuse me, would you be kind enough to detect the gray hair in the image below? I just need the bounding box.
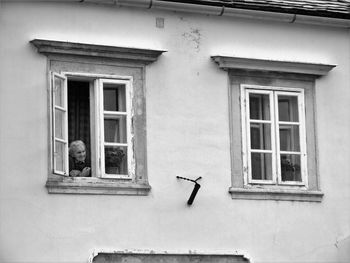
[69,140,86,156]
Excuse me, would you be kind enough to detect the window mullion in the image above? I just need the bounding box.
[273,91,281,184]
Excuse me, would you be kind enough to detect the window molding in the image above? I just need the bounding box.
[31,39,165,195]
[212,56,335,202]
[211,56,336,76]
[228,187,323,202]
[46,175,151,195]
[30,39,166,65]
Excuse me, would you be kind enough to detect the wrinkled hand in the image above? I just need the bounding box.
[70,170,81,177]
[80,167,91,177]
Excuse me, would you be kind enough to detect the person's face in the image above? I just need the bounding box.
[73,145,86,162]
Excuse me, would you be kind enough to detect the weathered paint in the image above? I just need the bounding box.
[0,2,349,263]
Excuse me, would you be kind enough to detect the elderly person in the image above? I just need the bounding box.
[69,140,91,177]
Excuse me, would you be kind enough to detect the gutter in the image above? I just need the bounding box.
[114,0,350,28]
[4,0,350,28]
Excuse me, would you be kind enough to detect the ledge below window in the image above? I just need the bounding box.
[229,187,323,202]
[46,176,151,195]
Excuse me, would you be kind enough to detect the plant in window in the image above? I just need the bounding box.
[105,148,125,168]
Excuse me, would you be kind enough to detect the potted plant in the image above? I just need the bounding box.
[105,148,125,174]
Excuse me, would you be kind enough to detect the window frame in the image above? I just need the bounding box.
[211,55,335,202]
[31,39,165,195]
[51,72,69,176]
[53,72,135,180]
[241,84,308,187]
[98,78,134,180]
[47,71,147,195]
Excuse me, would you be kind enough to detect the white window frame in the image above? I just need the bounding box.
[51,72,69,176]
[50,72,135,179]
[241,84,307,187]
[99,78,135,180]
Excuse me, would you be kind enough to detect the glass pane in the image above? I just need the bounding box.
[278,95,299,122]
[281,154,301,182]
[279,125,300,151]
[251,152,272,180]
[103,84,126,112]
[249,94,270,120]
[105,146,128,175]
[54,76,64,107]
[54,141,66,173]
[250,123,271,150]
[55,109,65,140]
[104,117,127,143]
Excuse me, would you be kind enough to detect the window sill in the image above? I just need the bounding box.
[229,187,323,202]
[46,176,151,195]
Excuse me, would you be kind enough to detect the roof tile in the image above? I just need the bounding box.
[164,0,350,19]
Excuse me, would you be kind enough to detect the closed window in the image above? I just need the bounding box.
[211,55,335,201]
[241,85,307,186]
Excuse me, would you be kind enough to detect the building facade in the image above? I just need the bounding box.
[0,0,350,262]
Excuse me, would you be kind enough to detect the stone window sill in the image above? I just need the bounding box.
[229,187,323,202]
[46,176,151,195]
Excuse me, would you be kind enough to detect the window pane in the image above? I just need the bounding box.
[249,94,270,120]
[251,152,272,180]
[279,125,300,151]
[281,154,301,182]
[105,146,127,175]
[54,141,66,173]
[103,84,126,112]
[278,95,299,122]
[55,109,65,140]
[54,76,64,107]
[250,123,271,150]
[104,117,127,143]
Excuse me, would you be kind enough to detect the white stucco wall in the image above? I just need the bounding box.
[0,2,349,262]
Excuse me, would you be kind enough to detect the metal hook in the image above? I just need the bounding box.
[176,176,202,205]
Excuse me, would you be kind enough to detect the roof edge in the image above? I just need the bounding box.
[116,0,350,28]
[4,0,350,27]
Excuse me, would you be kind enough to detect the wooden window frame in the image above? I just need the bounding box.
[31,39,165,195]
[51,73,135,181]
[211,55,336,202]
[241,85,307,187]
[98,78,134,180]
[51,73,69,176]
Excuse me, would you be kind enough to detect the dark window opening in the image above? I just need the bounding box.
[68,80,91,175]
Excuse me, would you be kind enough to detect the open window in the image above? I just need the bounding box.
[52,73,69,176]
[31,39,165,195]
[51,74,134,180]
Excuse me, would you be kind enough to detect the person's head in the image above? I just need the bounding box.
[69,140,86,162]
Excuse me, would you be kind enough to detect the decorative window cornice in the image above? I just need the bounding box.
[30,39,166,65]
[211,56,336,76]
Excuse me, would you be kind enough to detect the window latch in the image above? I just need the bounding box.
[176,176,202,206]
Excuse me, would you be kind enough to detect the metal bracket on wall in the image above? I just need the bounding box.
[176,176,202,205]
